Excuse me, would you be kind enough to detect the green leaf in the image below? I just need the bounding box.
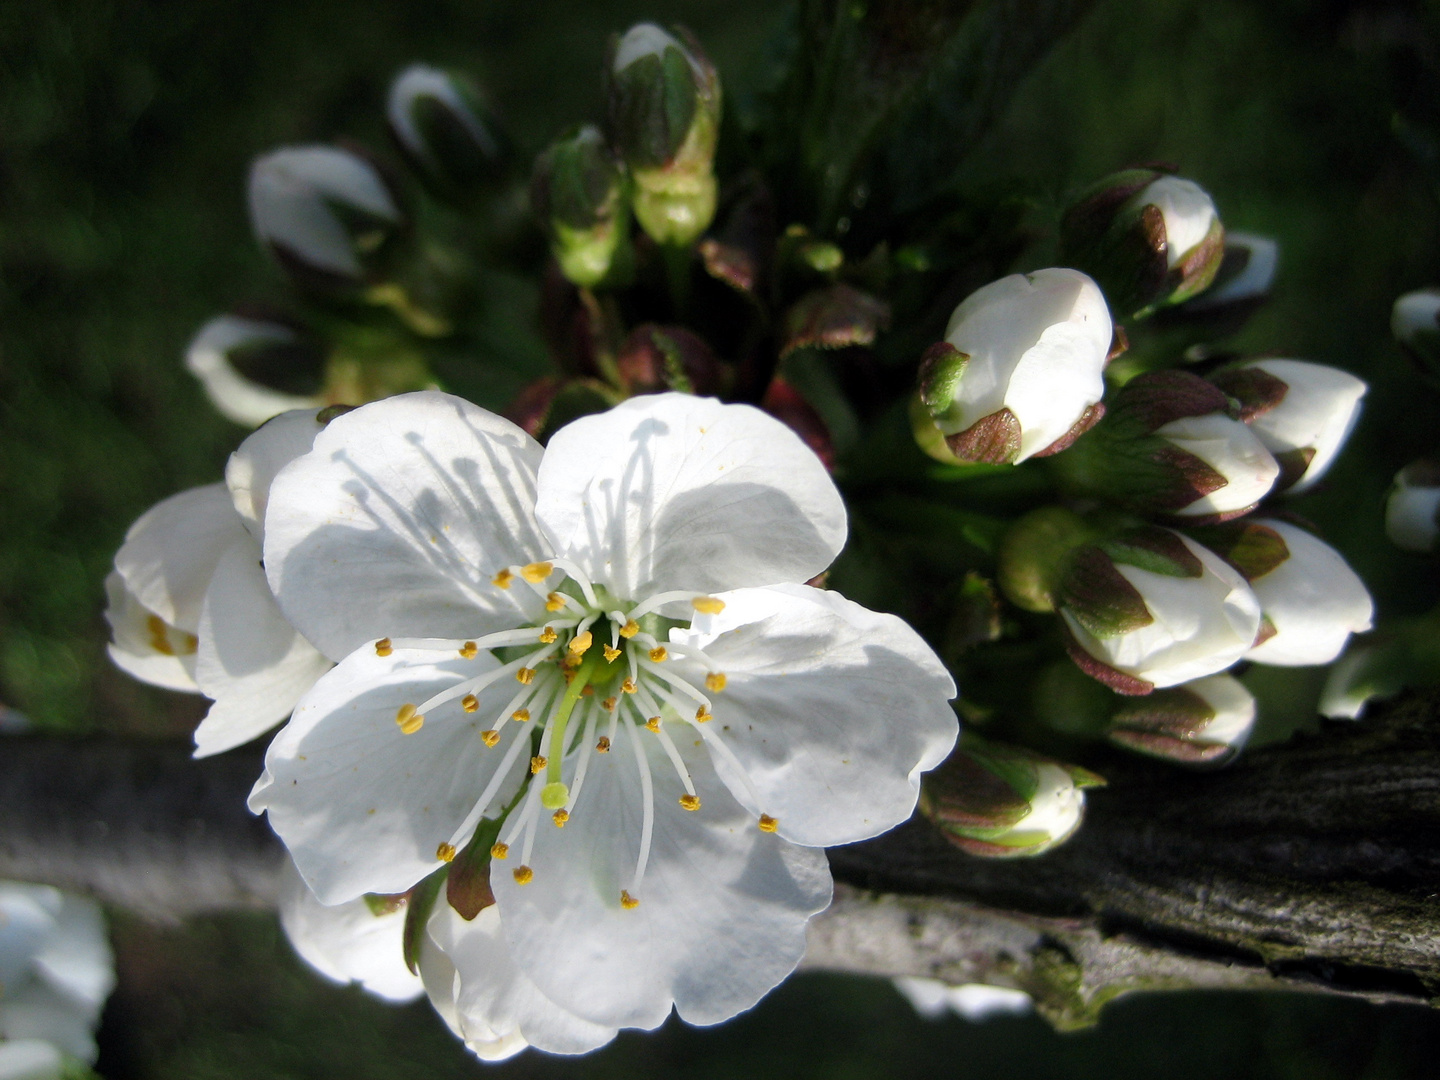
[401,865,448,975]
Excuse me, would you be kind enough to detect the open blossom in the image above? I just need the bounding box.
[249,391,957,1054]
[107,409,333,756]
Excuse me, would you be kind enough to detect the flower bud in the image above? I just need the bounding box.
[184,313,326,427]
[1385,458,1440,554]
[1107,673,1255,766]
[920,736,1103,858]
[1056,526,1262,694]
[1055,370,1278,520]
[605,23,721,246]
[1192,517,1372,666]
[530,125,633,289]
[1180,232,1278,315]
[915,269,1111,464]
[996,507,1097,613]
[1061,168,1225,319]
[386,65,507,198]
[1391,288,1440,377]
[615,323,727,396]
[248,145,408,292]
[1210,359,1365,493]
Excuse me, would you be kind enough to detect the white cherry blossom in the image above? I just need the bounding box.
[249,390,958,1052]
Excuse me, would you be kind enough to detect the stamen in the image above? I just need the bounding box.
[513,866,534,884]
[705,673,727,693]
[679,795,701,811]
[631,692,698,801]
[628,590,707,620]
[539,626,558,644]
[622,677,638,694]
[692,596,726,614]
[602,696,617,711]
[374,637,393,657]
[521,561,554,583]
[552,809,570,827]
[480,729,500,747]
[459,641,478,659]
[565,708,600,810]
[619,620,639,639]
[413,640,559,716]
[695,707,712,723]
[462,694,479,713]
[491,842,509,860]
[395,704,424,735]
[597,736,611,752]
[638,658,711,709]
[569,631,594,656]
[758,815,779,832]
[620,890,640,910]
[512,708,530,722]
[547,557,601,608]
[530,755,547,774]
[603,645,622,662]
[493,569,514,589]
[517,667,536,684]
[646,716,661,733]
[581,685,595,698]
[649,646,668,662]
[623,717,656,901]
[436,842,456,862]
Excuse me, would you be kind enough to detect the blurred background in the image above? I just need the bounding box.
[5,0,1440,1075]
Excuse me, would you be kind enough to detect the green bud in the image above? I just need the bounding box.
[530,125,634,289]
[996,507,1097,613]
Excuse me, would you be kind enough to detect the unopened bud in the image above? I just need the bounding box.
[996,507,1096,613]
[248,145,408,292]
[184,313,325,427]
[1107,673,1255,766]
[615,324,726,396]
[531,125,633,289]
[1178,232,1278,315]
[1210,359,1365,494]
[1391,288,1440,378]
[386,65,507,198]
[920,736,1103,858]
[605,23,721,246]
[1386,458,1440,554]
[1061,168,1225,319]
[916,269,1111,464]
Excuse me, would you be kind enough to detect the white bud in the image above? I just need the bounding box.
[935,268,1111,462]
[1237,359,1366,494]
[1153,412,1280,516]
[1242,519,1373,666]
[1391,288,1440,347]
[1386,460,1440,554]
[386,65,501,186]
[892,977,1033,1021]
[1137,176,1217,268]
[613,22,687,72]
[1185,232,1278,311]
[185,315,324,428]
[1184,673,1257,751]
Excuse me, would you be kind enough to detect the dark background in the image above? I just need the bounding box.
[5,0,1440,1075]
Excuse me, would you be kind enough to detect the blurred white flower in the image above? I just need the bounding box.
[185,314,325,428]
[892,977,1033,1022]
[1386,459,1440,554]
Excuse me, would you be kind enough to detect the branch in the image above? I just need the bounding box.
[3,693,1438,1024]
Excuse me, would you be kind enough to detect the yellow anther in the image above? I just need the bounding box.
[490,842,509,860]
[513,865,534,885]
[601,696,617,712]
[695,706,712,723]
[620,890,640,910]
[603,644,622,662]
[648,646,668,662]
[521,561,554,583]
[539,626,558,644]
[395,704,424,735]
[436,842,456,862]
[561,653,582,671]
[545,592,566,612]
[512,708,530,723]
[581,685,595,698]
[462,694,479,713]
[645,716,661,733]
[563,669,576,685]
[619,620,639,639]
[459,641,478,659]
[621,677,638,694]
[692,596,726,615]
[569,631,593,656]
[516,667,535,684]
[552,809,570,828]
[374,637,393,657]
[480,729,500,747]
[758,814,779,833]
[530,756,547,774]
[492,568,514,589]
[596,736,612,753]
[679,794,701,812]
[705,672,727,693]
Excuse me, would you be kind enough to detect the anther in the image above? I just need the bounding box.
[602,696,617,711]
[596,736,612,753]
[374,637,393,657]
[492,569,514,589]
[649,646,668,662]
[758,814,779,833]
[512,708,530,722]
[621,677,638,694]
[569,631,593,656]
[679,794,701,811]
[705,672,727,693]
[480,729,500,747]
[620,890,640,910]
[581,685,595,698]
[490,842,509,860]
[436,842,456,862]
[619,620,639,639]
[603,645,622,662]
[395,704,424,735]
[530,756,547,774]
[545,592,566,612]
[552,809,569,827]
[692,596,726,614]
[695,706,712,723]
[516,667,536,684]
[461,694,479,713]
[513,866,534,885]
[521,561,554,583]
[459,641,478,659]
[539,626,558,644]
[645,717,661,733]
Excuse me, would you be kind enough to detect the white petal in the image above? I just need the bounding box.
[535,394,846,601]
[263,392,547,661]
[429,903,616,1056]
[892,977,1032,1022]
[226,407,328,542]
[185,316,323,428]
[1243,520,1373,666]
[0,884,60,992]
[674,584,958,847]
[1155,413,1279,515]
[1184,673,1256,749]
[103,572,199,692]
[278,860,423,1002]
[0,1040,65,1080]
[0,981,99,1064]
[494,733,832,1030]
[1386,479,1440,553]
[1140,176,1217,267]
[1186,232,1278,309]
[250,645,528,904]
[1243,359,1366,493]
[28,894,113,1015]
[113,484,249,632]
[193,537,333,757]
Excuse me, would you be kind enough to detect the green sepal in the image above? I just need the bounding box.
[917,340,969,414]
[401,864,448,975]
[1208,363,1290,422]
[1185,519,1289,582]
[1098,526,1203,579]
[446,815,506,921]
[1058,544,1154,639]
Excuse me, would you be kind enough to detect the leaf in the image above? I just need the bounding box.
[401,865,448,975]
[780,283,891,357]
